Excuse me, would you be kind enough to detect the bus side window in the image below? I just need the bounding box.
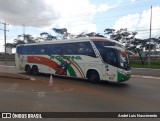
[29,45,37,55]
[39,45,46,55]
[22,46,28,54]
[46,44,62,55]
[17,46,21,54]
[77,42,96,57]
[54,44,62,55]
[19,46,30,55]
[62,43,77,55]
[106,48,118,67]
[77,42,86,55]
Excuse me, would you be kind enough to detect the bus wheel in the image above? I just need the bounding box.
[32,65,39,75]
[25,65,32,75]
[88,70,100,83]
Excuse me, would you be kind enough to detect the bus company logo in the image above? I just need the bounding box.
[2,113,11,118]
[106,73,116,77]
[50,55,82,60]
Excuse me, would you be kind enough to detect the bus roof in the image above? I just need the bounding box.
[17,37,123,47]
[90,37,122,46]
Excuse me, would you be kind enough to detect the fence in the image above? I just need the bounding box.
[0,54,15,61]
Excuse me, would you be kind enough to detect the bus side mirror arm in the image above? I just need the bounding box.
[126,50,135,58]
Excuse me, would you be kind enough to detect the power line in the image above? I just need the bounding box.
[5,14,160,29]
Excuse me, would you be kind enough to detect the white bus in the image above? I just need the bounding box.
[15,37,131,83]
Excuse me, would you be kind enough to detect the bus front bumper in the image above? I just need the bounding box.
[117,71,131,82]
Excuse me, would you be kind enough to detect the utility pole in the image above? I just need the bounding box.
[148,6,152,67]
[0,22,9,54]
[23,24,25,41]
[0,22,9,63]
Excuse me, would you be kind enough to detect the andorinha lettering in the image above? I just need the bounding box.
[50,55,82,60]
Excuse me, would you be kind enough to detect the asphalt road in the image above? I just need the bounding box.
[1,74,160,111]
[1,76,160,110]
[131,68,160,77]
[0,65,160,121]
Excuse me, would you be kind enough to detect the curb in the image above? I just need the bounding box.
[0,72,35,81]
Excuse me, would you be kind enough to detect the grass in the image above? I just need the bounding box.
[130,60,160,69]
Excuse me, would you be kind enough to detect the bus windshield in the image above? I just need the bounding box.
[101,47,130,70]
[117,50,130,70]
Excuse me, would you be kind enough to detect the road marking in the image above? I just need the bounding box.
[31,77,36,81]
[132,68,160,71]
[32,101,44,111]
[142,76,160,80]
[18,74,36,81]
[37,92,46,98]
[7,83,19,91]
[0,65,15,68]
[0,88,74,93]
[11,73,36,81]
[131,75,142,78]
[132,75,160,80]
[52,86,74,92]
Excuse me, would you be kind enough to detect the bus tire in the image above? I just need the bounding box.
[32,65,39,75]
[25,65,32,75]
[87,70,100,83]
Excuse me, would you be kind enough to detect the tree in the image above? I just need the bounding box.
[104,28,138,52]
[40,32,57,41]
[104,28,137,43]
[76,32,104,38]
[104,28,156,65]
[76,32,86,38]
[128,37,160,65]
[17,34,36,43]
[13,39,26,47]
[6,43,15,48]
[104,28,116,39]
[12,34,37,48]
[86,32,105,37]
[52,28,68,39]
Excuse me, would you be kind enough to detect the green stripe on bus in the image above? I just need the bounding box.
[72,59,85,78]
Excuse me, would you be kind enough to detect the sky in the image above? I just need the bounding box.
[0,0,160,52]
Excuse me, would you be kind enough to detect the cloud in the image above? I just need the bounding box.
[96,4,117,13]
[1,0,117,52]
[113,13,140,31]
[0,0,116,34]
[113,6,160,39]
[43,0,116,34]
[0,0,59,27]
